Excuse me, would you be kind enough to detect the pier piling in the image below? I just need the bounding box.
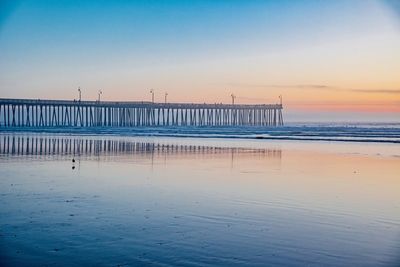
[0,98,284,127]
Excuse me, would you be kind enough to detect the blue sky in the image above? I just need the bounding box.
[0,0,399,122]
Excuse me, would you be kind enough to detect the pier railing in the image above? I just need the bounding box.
[0,98,284,127]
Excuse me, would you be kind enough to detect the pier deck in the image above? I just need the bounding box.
[0,98,284,127]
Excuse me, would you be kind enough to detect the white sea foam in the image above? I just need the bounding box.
[1,122,400,143]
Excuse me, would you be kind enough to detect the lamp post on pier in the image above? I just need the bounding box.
[150,89,154,103]
[231,93,236,105]
[98,90,102,102]
[78,87,81,102]
[165,92,168,104]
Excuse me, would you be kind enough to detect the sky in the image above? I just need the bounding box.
[0,0,399,122]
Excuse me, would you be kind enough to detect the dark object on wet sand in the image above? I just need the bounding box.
[72,158,75,163]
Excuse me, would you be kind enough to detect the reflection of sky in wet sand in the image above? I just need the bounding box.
[0,134,399,266]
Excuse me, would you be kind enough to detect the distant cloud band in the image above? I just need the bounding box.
[228,83,400,94]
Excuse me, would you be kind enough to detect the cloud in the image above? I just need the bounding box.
[228,83,400,94]
[348,89,400,94]
[228,83,334,89]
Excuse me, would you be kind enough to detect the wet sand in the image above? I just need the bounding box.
[0,134,399,266]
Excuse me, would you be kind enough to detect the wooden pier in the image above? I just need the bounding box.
[0,98,283,127]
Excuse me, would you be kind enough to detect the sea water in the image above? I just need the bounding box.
[0,126,399,266]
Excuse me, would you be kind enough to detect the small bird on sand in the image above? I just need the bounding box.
[72,158,75,163]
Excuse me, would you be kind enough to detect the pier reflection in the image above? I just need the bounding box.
[0,135,282,161]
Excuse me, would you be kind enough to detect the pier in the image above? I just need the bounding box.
[0,98,284,127]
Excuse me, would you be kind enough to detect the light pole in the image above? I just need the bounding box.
[78,87,81,102]
[150,89,154,103]
[164,92,168,104]
[231,93,236,105]
[279,95,282,106]
[98,90,102,102]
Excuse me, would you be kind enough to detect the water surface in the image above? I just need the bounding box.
[0,133,399,266]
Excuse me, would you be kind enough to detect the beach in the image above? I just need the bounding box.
[0,132,399,266]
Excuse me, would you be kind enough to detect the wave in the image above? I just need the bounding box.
[1,124,400,144]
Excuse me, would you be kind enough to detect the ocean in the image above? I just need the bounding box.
[0,124,399,266]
